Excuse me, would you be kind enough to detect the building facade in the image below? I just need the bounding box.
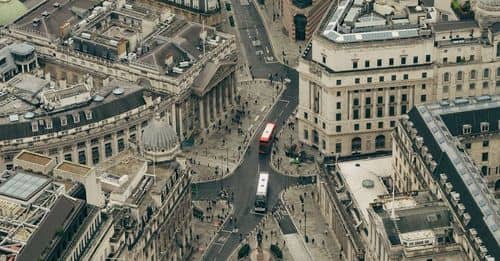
[297,0,500,157]
[392,96,500,259]
[282,0,332,41]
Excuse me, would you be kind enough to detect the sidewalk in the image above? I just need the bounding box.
[282,185,342,261]
[228,212,294,261]
[191,200,234,260]
[270,114,320,176]
[186,79,285,183]
[252,0,302,67]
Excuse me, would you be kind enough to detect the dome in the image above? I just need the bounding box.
[0,0,27,26]
[142,117,179,151]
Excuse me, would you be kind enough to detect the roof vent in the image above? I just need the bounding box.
[93,95,104,102]
[439,100,450,107]
[24,112,35,119]
[42,11,49,17]
[112,88,124,95]
[454,98,469,105]
[53,2,60,8]
[476,95,491,102]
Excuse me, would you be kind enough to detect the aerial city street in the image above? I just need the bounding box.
[0,0,499,260]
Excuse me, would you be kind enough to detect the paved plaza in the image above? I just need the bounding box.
[270,114,320,177]
[282,185,343,261]
[186,79,285,183]
[191,200,234,260]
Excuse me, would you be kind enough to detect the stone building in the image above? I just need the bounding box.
[368,191,468,260]
[297,0,500,157]
[1,0,238,170]
[281,0,332,41]
[392,95,500,259]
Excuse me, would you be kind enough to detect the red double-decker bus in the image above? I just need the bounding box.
[259,123,276,154]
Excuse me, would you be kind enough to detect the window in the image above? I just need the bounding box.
[470,55,475,61]
[422,84,426,90]
[336,126,341,132]
[355,78,360,84]
[390,120,396,127]
[377,107,383,117]
[375,135,386,149]
[64,153,72,161]
[354,124,359,131]
[377,96,383,104]
[497,80,500,87]
[463,124,472,134]
[481,166,489,176]
[413,56,418,64]
[457,84,463,91]
[391,75,396,81]
[304,112,308,119]
[422,72,427,78]
[465,143,471,149]
[483,140,489,147]
[352,137,362,151]
[389,106,395,116]
[336,80,342,85]
[322,122,326,129]
[443,57,448,63]
[314,117,318,124]
[469,83,476,89]
[365,97,371,105]
[443,72,450,82]
[420,95,427,102]
[336,113,341,120]
[322,140,326,150]
[73,113,80,123]
[322,55,327,63]
[367,77,372,83]
[389,95,395,103]
[366,122,372,129]
[336,102,341,109]
[497,42,500,57]
[401,56,406,65]
[337,91,341,96]
[389,58,394,65]
[353,98,359,106]
[402,94,407,102]
[484,68,490,79]
[483,81,489,88]
[457,71,463,81]
[379,76,384,82]
[353,61,358,69]
[377,59,382,66]
[365,60,370,68]
[403,74,409,80]
[481,122,489,132]
[378,122,384,128]
[470,70,476,80]
[60,116,67,126]
[335,143,342,153]
[353,109,359,119]
[401,105,407,114]
[426,54,431,62]
[482,152,489,161]
[365,108,371,118]
[303,130,309,139]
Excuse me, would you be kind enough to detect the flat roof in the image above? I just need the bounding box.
[56,161,91,176]
[0,172,50,201]
[16,150,53,166]
[338,156,392,223]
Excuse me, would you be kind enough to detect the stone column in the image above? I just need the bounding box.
[217,84,223,114]
[199,99,205,129]
[212,88,217,117]
[179,105,184,140]
[111,134,119,156]
[171,103,177,130]
[224,84,230,107]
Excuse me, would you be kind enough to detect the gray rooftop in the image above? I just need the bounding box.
[0,171,50,201]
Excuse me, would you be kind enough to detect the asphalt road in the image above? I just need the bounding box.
[230,0,283,79]
[193,66,315,260]
[190,0,315,259]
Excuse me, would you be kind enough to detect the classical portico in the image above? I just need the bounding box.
[191,61,237,132]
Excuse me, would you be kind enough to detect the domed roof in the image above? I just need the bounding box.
[0,0,27,26]
[142,117,178,151]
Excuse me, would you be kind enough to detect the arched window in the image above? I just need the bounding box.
[352,137,362,152]
[483,68,490,79]
[312,130,319,144]
[456,71,463,81]
[470,70,477,80]
[375,135,386,149]
[443,72,450,82]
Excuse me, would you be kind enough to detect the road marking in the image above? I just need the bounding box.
[278,109,284,117]
[279,99,290,104]
[260,105,266,112]
[254,115,259,122]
